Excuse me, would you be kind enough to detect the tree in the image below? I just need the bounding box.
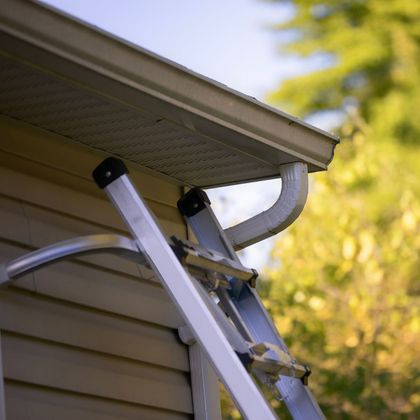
[269,0,420,147]
[262,1,420,418]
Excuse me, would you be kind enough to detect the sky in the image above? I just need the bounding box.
[40,0,325,270]
[41,0,297,98]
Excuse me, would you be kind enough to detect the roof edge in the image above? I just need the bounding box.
[0,0,339,173]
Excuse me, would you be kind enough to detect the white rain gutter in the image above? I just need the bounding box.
[224,162,308,250]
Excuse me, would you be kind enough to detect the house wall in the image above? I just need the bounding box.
[0,117,195,419]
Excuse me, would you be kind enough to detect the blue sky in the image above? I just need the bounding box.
[41,0,324,270]
[42,0,297,99]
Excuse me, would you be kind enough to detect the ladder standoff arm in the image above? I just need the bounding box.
[0,234,142,286]
[224,162,308,250]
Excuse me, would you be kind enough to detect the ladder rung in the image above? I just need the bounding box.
[248,342,311,384]
[171,236,258,285]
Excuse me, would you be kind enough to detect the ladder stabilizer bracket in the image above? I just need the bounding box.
[0,234,143,287]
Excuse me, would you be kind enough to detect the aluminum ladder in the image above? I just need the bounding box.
[0,157,325,420]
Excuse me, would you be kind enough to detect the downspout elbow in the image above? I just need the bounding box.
[224,162,308,250]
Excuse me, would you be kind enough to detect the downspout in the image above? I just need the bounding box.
[224,162,308,250]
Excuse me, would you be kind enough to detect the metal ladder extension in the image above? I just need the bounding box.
[0,157,325,420]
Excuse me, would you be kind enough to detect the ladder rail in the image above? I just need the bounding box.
[96,168,277,420]
[178,189,326,420]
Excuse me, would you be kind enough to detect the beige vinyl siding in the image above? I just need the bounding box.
[0,122,193,418]
[4,381,190,420]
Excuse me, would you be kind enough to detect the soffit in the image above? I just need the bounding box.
[0,0,338,188]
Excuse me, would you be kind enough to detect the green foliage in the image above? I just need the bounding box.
[265,128,420,418]
[259,0,420,418]
[269,0,420,145]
